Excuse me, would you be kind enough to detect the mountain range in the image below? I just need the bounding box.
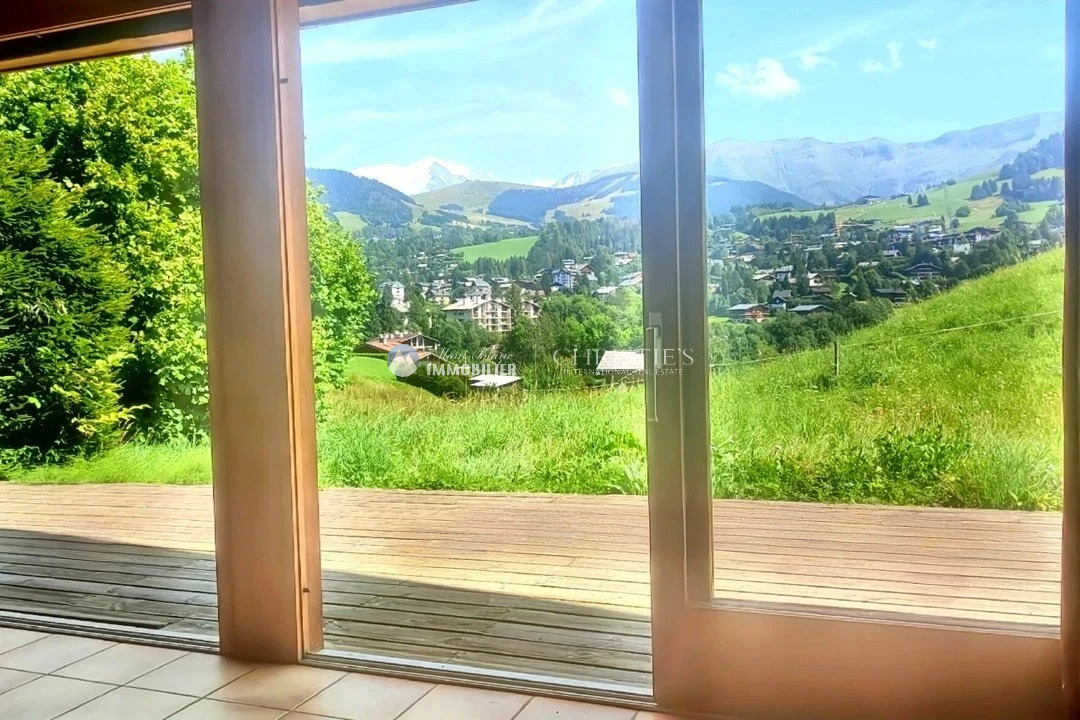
[353,156,492,196]
[310,111,1064,229]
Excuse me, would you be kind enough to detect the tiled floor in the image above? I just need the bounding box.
[0,628,677,719]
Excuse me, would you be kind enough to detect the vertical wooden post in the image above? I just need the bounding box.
[192,0,323,663]
[1064,1,1080,715]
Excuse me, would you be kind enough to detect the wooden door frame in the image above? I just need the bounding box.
[192,0,322,663]
[639,1,1067,718]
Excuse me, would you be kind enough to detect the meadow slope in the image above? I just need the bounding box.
[12,250,1064,510]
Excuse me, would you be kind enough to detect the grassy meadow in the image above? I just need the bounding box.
[9,250,1064,510]
[763,169,1063,230]
[455,235,539,262]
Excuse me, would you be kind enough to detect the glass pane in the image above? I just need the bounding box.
[0,49,217,643]
[300,0,651,691]
[705,0,1064,628]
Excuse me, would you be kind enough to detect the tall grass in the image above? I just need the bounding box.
[710,248,1064,510]
[9,250,1065,510]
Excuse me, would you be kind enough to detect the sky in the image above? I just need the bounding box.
[298,0,1065,185]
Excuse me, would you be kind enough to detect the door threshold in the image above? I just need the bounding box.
[304,647,655,711]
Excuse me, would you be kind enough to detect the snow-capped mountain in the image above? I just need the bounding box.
[352,156,491,196]
[553,164,638,189]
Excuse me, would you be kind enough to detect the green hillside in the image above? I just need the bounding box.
[15,251,1063,510]
[414,181,537,227]
[415,180,534,210]
[763,169,1063,230]
[334,211,367,233]
[455,235,539,262]
[711,248,1064,510]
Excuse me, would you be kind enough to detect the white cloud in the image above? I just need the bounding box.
[607,87,631,109]
[861,41,903,73]
[917,38,938,51]
[302,0,609,65]
[715,58,800,100]
[887,41,903,66]
[799,51,833,69]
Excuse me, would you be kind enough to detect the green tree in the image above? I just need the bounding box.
[954,205,971,218]
[0,54,376,441]
[307,187,376,395]
[0,132,132,465]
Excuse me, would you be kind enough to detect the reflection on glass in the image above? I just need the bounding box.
[301,0,651,690]
[705,0,1064,628]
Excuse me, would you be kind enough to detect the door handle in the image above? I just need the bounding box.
[645,313,662,422]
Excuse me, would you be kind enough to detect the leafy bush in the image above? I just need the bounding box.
[0,54,376,449]
[399,363,468,397]
[0,132,132,466]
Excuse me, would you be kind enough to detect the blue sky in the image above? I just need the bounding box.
[298,0,1065,184]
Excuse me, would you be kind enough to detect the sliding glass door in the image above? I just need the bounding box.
[641,1,1066,718]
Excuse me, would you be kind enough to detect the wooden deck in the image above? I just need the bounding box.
[0,485,1062,691]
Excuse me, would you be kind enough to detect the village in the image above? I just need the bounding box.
[716,217,1058,323]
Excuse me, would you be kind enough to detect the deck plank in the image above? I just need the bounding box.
[0,484,1064,691]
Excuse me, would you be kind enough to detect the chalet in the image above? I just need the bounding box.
[443,298,514,333]
[727,303,769,323]
[807,272,825,288]
[463,285,492,301]
[468,374,522,391]
[902,262,943,280]
[362,332,441,358]
[619,271,643,288]
[773,265,795,283]
[613,251,638,266]
[769,290,792,309]
[595,285,619,298]
[596,350,645,382]
[890,225,914,241]
[552,260,597,290]
[882,249,902,259]
[752,269,775,282]
[379,280,410,315]
[425,286,452,306]
[965,227,999,243]
[873,288,908,303]
[791,304,828,315]
[520,300,542,320]
[856,195,883,205]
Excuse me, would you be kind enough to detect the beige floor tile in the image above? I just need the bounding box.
[0,628,47,654]
[634,713,689,719]
[54,686,195,719]
[295,673,434,720]
[0,675,112,720]
[211,665,345,710]
[0,634,114,674]
[396,684,530,720]
[515,696,638,719]
[128,651,259,696]
[0,667,40,694]
[55,643,187,685]
[280,715,340,720]
[168,698,287,719]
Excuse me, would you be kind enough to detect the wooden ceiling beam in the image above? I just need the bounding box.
[0,0,470,72]
[0,2,187,43]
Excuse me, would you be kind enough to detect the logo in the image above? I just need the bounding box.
[387,343,420,377]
